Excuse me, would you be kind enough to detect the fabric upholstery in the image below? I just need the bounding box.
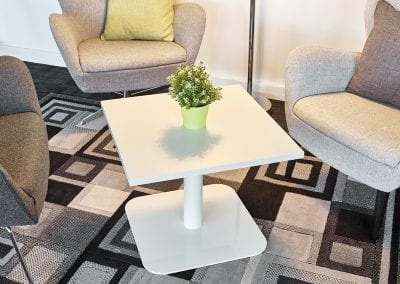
[285,46,360,114]
[0,56,42,116]
[72,63,184,93]
[0,169,36,226]
[101,0,174,41]
[0,56,49,226]
[50,2,205,93]
[173,3,206,65]
[287,113,400,192]
[79,38,186,73]
[293,92,400,168]
[285,3,400,192]
[58,0,107,39]
[365,0,400,35]
[347,1,400,107]
[0,113,49,226]
[49,14,85,77]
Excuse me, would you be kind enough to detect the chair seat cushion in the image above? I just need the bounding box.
[78,38,187,73]
[293,92,400,168]
[0,112,48,212]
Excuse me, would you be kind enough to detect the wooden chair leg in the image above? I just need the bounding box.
[371,190,389,240]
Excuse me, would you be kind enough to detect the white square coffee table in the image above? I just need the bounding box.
[102,85,303,275]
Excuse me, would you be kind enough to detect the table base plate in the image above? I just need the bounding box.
[125,184,267,275]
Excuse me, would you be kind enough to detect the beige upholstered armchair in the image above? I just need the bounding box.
[50,0,206,127]
[0,56,49,283]
[285,0,400,240]
[50,0,206,94]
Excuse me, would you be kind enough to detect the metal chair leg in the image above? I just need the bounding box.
[78,87,162,129]
[4,227,34,284]
[129,86,160,96]
[114,90,129,97]
[115,86,161,98]
[77,108,104,128]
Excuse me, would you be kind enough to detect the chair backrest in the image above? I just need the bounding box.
[365,0,400,35]
[58,0,107,38]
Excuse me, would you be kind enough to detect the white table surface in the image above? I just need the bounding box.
[102,85,303,186]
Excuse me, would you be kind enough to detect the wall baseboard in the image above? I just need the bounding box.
[0,44,65,67]
[0,44,285,101]
[211,74,285,101]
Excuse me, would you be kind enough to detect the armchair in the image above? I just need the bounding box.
[0,56,49,283]
[285,0,400,240]
[50,0,206,128]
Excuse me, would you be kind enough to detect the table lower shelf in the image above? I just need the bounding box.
[125,184,267,275]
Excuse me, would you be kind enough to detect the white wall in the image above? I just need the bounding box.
[0,0,367,100]
[0,0,63,65]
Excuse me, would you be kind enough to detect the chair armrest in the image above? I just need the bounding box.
[285,46,360,113]
[49,14,85,76]
[0,56,41,116]
[173,3,206,64]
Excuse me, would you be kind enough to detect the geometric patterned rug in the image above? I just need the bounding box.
[0,92,399,284]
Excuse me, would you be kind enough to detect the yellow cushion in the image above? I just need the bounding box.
[101,0,174,41]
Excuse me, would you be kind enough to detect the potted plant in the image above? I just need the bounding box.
[168,62,222,130]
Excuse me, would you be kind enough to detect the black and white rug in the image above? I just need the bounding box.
[0,92,399,284]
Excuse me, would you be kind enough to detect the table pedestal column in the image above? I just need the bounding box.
[184,175,203,229]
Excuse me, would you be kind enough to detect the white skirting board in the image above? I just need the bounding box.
[0,44,65,67]
[210,75,285,101]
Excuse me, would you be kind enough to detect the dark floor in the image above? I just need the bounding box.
[8,61,397,284]
[25,61,287,130]
[25,61,169,101]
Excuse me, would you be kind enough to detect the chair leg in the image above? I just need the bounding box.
[129,86,161,96]
[78,108,104,128]
[114,90,129,97]
[79,86,162,129]
[4,227,34,284]
[115,86,161,98]
[371,191,389,240]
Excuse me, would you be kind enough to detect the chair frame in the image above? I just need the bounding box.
[3,227,34,284]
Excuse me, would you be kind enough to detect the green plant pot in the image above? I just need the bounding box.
[181,105,210,130]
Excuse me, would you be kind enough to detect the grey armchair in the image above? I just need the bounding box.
[49,0,206,94]
[0,56,49,283]
[50,0,205,128]
[285,0,400,240]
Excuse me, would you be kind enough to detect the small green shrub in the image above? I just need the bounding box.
[167,63,222,109]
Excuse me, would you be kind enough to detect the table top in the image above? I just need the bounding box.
[102,85,303,186]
